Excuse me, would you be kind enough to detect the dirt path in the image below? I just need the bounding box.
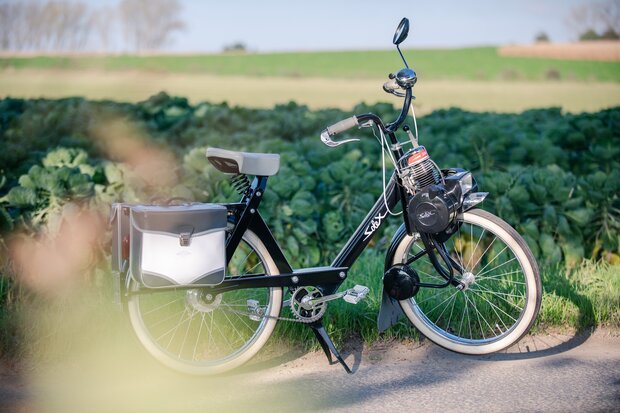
[1,329,619,413]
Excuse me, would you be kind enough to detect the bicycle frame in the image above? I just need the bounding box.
[196,122,414,297]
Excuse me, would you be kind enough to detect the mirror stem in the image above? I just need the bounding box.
[396,45,409,68]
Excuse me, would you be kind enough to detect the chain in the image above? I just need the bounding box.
[216,305,313,323]
[190,287,328,324]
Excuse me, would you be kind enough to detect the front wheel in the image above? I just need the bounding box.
[391,209,541,355]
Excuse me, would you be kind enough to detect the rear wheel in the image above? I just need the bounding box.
[127,230,282,374]
[392,209,541,354]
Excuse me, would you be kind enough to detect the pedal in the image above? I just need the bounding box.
[246,299,264,321]
[343,285,370,304]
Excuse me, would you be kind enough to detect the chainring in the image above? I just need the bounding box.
[289,286,327,323]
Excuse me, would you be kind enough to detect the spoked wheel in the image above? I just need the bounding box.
[392,209,541,354]
[127,230,282,374]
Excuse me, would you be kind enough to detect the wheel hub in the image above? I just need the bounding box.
[459,271,476,290]
[186,289,222,312]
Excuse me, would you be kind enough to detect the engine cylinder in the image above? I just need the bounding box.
[397,146,442,195]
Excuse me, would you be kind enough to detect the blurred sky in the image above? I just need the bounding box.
[93,0,594,52]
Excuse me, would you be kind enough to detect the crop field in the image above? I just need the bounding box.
[2,47,620,81]
[2,47,620,113]
[2,70,620,114]
[499,41,620,62]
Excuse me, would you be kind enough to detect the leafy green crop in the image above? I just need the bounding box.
[0,94,618,267]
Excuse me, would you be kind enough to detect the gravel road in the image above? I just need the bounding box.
[1,330,619,413]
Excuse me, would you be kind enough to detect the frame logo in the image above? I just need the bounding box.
[363,211,388,241]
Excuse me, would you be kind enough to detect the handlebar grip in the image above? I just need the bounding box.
[326,116,359,136]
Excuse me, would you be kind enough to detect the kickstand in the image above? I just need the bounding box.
[309,321,353,374]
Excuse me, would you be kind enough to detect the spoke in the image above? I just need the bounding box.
[473,283,525,313]
[478,278,526,285]
[155,307,188,345]
[477,257,518,278]
[192,313,206,361]
[471,289,509,334]
[416,267,446,283]
[231,249,254,278]
[143,296,183,316]
[470,235,498,271]
[446,290,459,332]
[219,306,246,344]
[143,304,187,329]
[467,228,486,271]
[242,259,262,276]
[465,292,494,339]
[454,226,466,269]
[468,288,525,300]
[434,290,459,326]
[178,308,195,357]
[466,296,473,339]
[424,289,460,318]
[469,288,519,323]
[414,289,449,306]
[221,303,255,332]
[476,245,509,276]
[476,268,523,282]
[458,291,467,337]
[211,311,236,350]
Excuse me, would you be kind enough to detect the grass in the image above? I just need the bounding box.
[273,254,620,349]
[0,256,615,387]
[2,47,620,82]
[2,257,616,413]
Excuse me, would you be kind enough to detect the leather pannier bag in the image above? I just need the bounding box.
[110,203,227,289]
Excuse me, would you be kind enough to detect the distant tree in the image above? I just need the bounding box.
[567,0,620,40]
[594,0,620,35]
[91,6,118,53]
[223,42,247,53]
[600,28,620,39]
[534,32,550,43]
[579,29,601,41]
[0,1,95,51]
[119,0,185,52]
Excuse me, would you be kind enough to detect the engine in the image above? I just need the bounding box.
[397,146,442,195]
[409,184,461,234]
[398,147,474,235]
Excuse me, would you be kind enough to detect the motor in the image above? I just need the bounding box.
[383,264,420,300]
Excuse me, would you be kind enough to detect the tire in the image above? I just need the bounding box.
[391,209,541,355]
[127,230,283,375]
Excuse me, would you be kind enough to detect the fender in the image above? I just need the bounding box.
[377,223,408,332]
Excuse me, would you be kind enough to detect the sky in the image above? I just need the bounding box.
[89,0,597,52]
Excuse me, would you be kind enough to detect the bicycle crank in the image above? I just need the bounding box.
[245,285,370,324]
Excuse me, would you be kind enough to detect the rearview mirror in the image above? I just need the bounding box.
[393,18,409,45]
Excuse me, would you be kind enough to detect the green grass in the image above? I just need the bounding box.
[1,256,618,365]
[2,47,620,82]
[273,255,620,349]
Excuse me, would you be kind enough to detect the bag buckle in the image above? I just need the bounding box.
[179,226,194,247]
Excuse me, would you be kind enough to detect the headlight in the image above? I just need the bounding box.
[458,172,474,195]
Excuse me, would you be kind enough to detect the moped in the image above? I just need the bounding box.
[119,18,542,375]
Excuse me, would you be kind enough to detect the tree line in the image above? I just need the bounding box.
[0,0,185,53]
[566,0,620,41]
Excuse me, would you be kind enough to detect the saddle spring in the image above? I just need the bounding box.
[230,173,251,195]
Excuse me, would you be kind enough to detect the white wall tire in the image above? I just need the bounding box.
[393,209,542,355]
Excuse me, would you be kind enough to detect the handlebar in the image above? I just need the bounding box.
[320,72,414,147]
